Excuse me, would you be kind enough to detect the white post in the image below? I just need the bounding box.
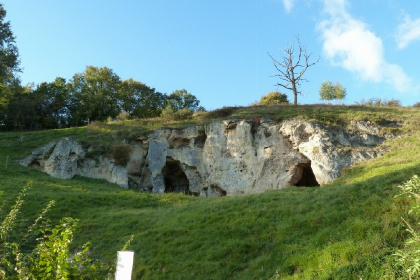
[115,251,134,280]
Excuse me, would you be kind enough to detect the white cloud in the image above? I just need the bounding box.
[282,0,295,13]
[396,14,420,49]
[318,0,413,93]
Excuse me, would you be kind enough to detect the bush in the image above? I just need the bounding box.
[111,144,132,166]
[161,107,194,120]
[256,91,289,105]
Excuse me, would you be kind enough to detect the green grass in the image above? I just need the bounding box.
[1,105,420,279]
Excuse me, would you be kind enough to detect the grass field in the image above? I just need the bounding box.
[1,105,420,279]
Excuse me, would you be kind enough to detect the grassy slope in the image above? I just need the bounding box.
[1,105,420,279]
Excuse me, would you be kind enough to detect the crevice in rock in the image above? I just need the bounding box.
[194,129,207,148]
[162,157,193,194]
[291,161,319,187]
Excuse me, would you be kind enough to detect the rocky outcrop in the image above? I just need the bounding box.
[20,118,393,196]
[21,137,128,188]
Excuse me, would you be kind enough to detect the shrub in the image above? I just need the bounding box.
[161,107,194,120]
[256,91,289,105]
[111,144,132,166]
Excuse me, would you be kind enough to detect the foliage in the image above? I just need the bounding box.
[0,3,20,88]
[166,89,200,112]
[161,107,194,120]
[257,91,289,105]
[119,78,166,118]
[393,175,420,280]
[31,77,70,129]
[111,144,132,166]
[319,80,346,103]
[0,3,22,130]
[68,66,122,125]
[0,183,112,279]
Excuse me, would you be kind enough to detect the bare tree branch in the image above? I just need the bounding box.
[268,37,319,105]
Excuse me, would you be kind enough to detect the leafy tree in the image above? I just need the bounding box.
[32,77,70,129]
[166,89,200,112]
[0,3,20,88]
[68,66,121,125]
[319,81,346,103]
[269,37,318,105]
[0,3,21,129]
[119,78,166,118]
[257,91,289,105]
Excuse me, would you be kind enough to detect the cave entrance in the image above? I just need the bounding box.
[293,162,319,187]
[162,157,191,194]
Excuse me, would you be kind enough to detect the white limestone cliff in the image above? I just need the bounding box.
[20,118,392,196]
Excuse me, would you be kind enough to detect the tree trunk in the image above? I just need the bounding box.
[292,84,298,105]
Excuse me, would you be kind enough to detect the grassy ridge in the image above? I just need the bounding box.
[1,105,420,279]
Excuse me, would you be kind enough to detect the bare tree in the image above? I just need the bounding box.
[268,38,319,105]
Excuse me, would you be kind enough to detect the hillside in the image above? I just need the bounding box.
[1,105,420,279]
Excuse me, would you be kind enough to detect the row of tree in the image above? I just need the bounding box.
[1,66,202,130]
[0,4,202,131]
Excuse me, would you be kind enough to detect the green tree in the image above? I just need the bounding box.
[319,81,346,103]
[32,77,70,129]
[269,37,318,105]
[166,89,200,112]
[0,4,20,88]
[257,91,289,105]
[119,78,166,118]
[0,3,21,129]
[68,66,121,125]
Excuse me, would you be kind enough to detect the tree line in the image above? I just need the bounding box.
[0,4,201,131]
[1,65,202,130]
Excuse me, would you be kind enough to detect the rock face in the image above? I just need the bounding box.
[20,118,392,196]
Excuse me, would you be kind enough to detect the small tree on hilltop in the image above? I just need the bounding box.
[257,91,289,105]
[319,81,346,104]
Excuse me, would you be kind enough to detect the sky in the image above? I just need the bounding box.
[2,0,420,109]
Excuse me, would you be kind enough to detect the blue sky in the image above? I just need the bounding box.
[2,0,420,109]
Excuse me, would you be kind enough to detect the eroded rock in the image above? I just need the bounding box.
[20,118,392,196]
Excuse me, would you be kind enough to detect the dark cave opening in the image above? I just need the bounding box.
[294,162,320,187]
[162,157,192,194]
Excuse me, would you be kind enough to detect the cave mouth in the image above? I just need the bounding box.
[294,162,320,187]
[162,157,192,194]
